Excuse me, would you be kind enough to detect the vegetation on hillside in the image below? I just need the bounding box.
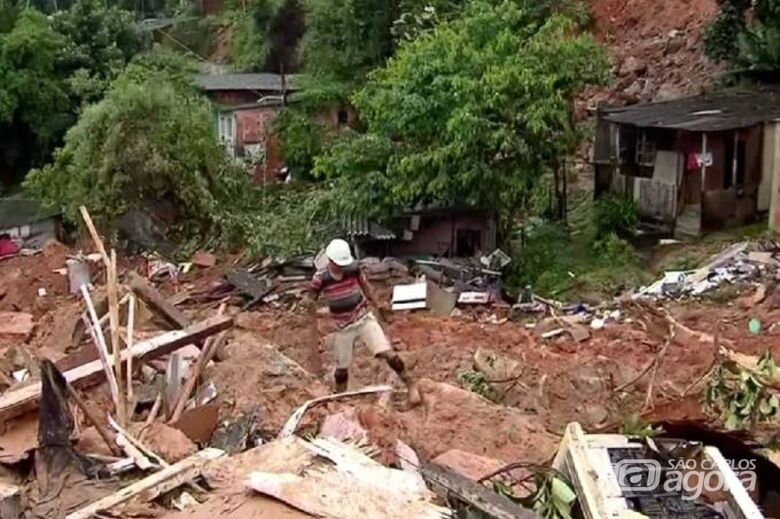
[705,0,780,80]
[0,0,148,186]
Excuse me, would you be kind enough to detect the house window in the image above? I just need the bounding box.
[635,130,656,167]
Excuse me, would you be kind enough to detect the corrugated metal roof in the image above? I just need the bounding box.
[0,198,60,229]
[602,89,780,131]
[343,216,396,241]
[193,73,299,93]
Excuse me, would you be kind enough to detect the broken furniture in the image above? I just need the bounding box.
[553,423,764,519]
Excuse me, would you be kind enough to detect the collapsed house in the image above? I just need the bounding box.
[593,89,780,238]
[344,206,498,259]
[0,198,61,251]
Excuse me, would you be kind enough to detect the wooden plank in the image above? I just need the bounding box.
[420,462,539,519]
[80,286,120,406]
[79,206,110,267]
[108,250,126,426]
[704,447,764,519]
[65,448,225,519]
[0,316,232,425]
[127,271,190,329]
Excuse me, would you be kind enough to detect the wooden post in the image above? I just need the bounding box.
[78,206,110,268]
[80,285,120,406]
[126,293,135,404]
[108,250,126,426]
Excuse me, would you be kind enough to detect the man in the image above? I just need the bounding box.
[310,238,421,406]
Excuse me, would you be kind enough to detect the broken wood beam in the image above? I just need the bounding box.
[0,315,232,425]
[420,462,540,519]
[169,331,227,423]
[65,448,225,519]
[108,249,126,426]
[127,271,190,329]
[80,286,120,407]
[79,205,110,268]
[128,271,227,361]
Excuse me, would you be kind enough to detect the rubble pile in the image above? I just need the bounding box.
[1,206,780,518]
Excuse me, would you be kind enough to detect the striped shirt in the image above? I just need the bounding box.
[310,263,368,327]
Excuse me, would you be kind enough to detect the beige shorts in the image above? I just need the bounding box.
[333,311,392,369]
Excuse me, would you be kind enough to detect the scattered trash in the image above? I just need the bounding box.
[392,281,428,311]
[458,291,492,305]
[172,491,199,511]
[590,318,606,330]
[66,259,91,294]
[480,248,511,270]
[749,318,762,335]
[636,242,775,300]
[37,287,47,297]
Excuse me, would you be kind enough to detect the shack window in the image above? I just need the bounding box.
[635,130,656,168]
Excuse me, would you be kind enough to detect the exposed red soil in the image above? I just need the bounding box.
[583,0,722,110]
[4,248,780,516]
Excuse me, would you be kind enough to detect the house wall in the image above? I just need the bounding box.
[598,121,765,232]
[700,126,762,230]
[0,218,59,249]
[210,91,262,106]
[225,106,285,184]
[761,121,780,215]
[387,213,496,257]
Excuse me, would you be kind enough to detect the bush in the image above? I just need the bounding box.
[594,195,638,237]
[591,232,638,266]
[24,54,222,237]
[212,174,341,257]
[274,108,325,180]
[507,222,575,294]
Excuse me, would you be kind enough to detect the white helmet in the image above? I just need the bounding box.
[325,239,354,267]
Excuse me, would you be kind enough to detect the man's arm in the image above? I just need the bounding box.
[358,270,383,315]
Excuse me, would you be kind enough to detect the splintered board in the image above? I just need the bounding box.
[0,316,232,425]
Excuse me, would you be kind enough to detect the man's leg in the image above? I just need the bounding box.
[333,325,357,393]
[361,313,422,406]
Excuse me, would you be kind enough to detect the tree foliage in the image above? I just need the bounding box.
[0,0,147,187]
[314,1,607,223]
[301,0,397,84]
[24,51,222,233]
[52,0,149,104]
[0,9,71,183]
[274,108,327,180]
[705,0,780,80]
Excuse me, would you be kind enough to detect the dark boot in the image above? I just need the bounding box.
[334,368,349,393]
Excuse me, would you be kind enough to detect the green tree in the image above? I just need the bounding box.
[314,1,607,227]
[24,52,223,233]
[274,108,326,180]
[301,0,397,84]
[0,9,71,184]
[226,0,282,71]
[53,0,150,104]
[705,0,780,80]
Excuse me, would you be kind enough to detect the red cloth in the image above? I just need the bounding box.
[686,152,699,171]
[0,236,19,259]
